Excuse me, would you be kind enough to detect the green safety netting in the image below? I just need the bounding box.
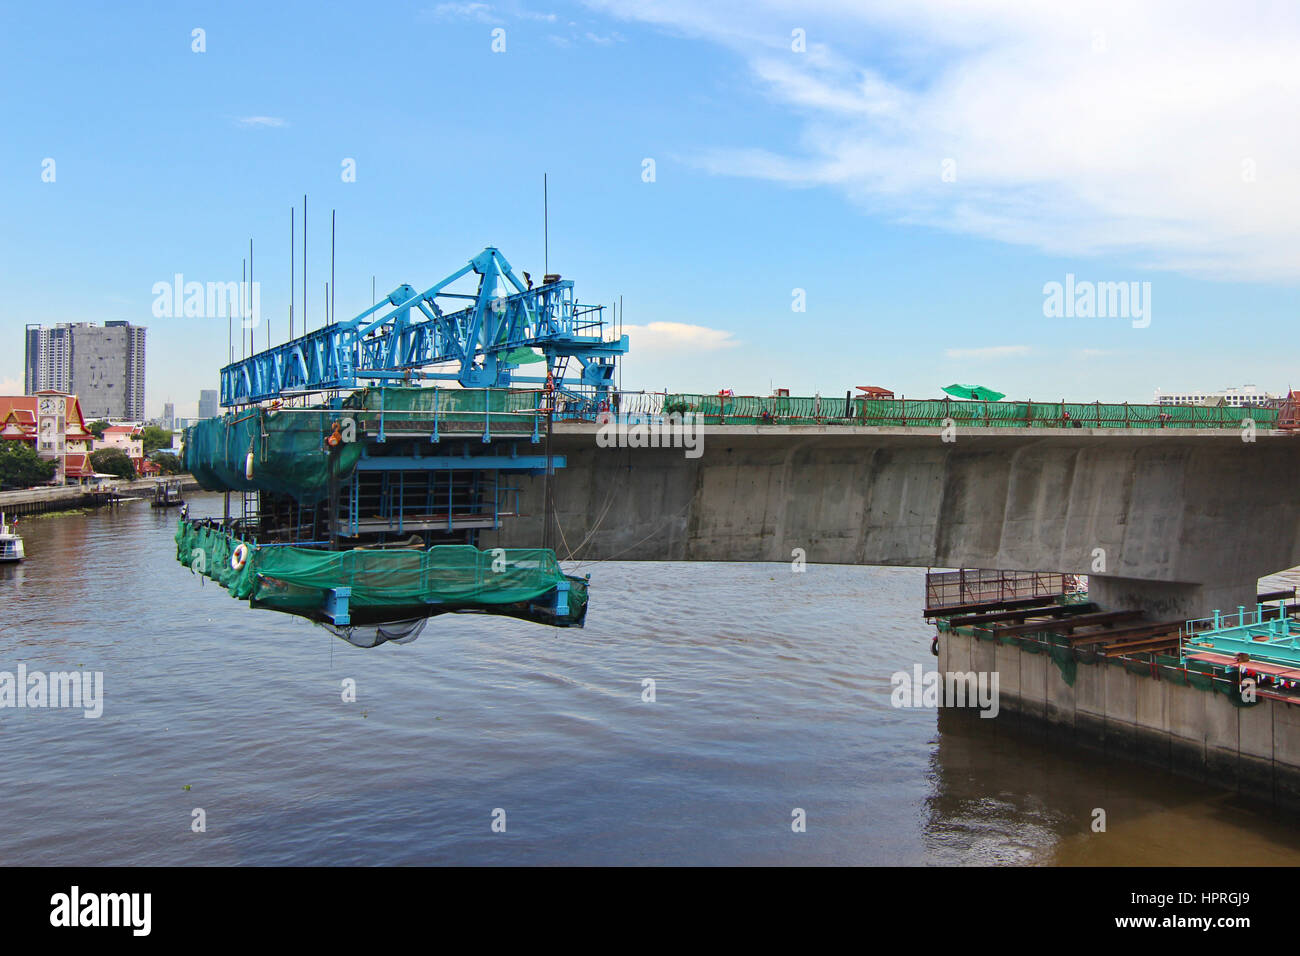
[175,519,587,628]
[183,407,362,505]
[183,387,545,502]
[175,517,260,597]
[1179,658,1261,707]
[1048,642,1078,685]
[666,393,1278,429]
[944,623,1260,700]
[340,384,541,430]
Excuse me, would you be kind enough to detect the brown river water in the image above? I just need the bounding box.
[1,494,1298,865]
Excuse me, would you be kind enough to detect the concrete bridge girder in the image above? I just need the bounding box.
[481,425,1300,619]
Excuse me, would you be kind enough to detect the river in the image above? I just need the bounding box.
[2,494,1299,865]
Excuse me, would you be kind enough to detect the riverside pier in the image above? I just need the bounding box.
[927,572,1300,809]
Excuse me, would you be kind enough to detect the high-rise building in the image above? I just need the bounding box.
[198,389,219,420]
[24,325,71,394]
[24,321,146,421]
[162,402,175,429]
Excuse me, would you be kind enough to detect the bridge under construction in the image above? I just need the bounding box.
[183,246,1300,648]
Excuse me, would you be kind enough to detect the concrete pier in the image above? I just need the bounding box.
[938,627,1300,809]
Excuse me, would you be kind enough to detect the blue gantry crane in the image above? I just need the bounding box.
[219,247,628,412]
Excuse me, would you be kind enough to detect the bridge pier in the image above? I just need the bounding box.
[1087,574,1261,623]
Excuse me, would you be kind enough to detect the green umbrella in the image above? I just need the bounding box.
[943,384,1005,401]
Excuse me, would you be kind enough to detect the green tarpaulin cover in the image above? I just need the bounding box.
[182,387,544,503]
[175,518,588,629]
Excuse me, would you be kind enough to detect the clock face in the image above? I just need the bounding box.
[38,398,54,414]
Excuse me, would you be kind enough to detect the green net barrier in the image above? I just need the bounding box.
[941,623,1267,700]
[175,519,259,598]
[251,542,583,610]
[1048,642,1079,686]
[183,388,543,502]
[183,407,364,504]
[668,394,1278,429]
[175,518,586,625]
[340,385,540,430]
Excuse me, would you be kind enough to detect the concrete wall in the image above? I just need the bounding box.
[0,476,200,515]
[482,425,1300,618]
[938,628,1300,808]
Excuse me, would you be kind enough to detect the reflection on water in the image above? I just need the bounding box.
[929,709,1300,865]
[0,495,1297,865]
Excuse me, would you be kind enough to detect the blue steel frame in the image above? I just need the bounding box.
[339,438,563,539]
[219,247,627,411]
[1184,604,1300,666]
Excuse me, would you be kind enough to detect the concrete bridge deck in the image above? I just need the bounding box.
[481,424,1300,620]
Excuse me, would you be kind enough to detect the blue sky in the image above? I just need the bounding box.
[2,0,1297,417]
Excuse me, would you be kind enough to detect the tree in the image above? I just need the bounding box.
[140,425,172,454]
[0,442,57,489]
[151,452,183,475]
[87,420,109,439]
[90,448,136,480]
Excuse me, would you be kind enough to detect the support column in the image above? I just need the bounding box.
[1088,574,1259,622]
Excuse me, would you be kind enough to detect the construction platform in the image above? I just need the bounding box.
[928,570,1300,807]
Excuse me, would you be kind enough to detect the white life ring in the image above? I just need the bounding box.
[231,543,250,571]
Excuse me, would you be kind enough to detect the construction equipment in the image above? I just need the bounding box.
[219,247,627,416]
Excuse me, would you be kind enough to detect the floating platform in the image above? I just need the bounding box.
[175,517,587,646]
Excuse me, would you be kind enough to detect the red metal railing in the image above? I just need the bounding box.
[924,568,1085,613]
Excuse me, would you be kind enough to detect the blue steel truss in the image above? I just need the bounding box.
[220,247,627,410]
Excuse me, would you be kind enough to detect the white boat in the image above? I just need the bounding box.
[0,513,25,563]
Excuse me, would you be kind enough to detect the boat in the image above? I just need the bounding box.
[150,477,185,509]
[0,513,25,563]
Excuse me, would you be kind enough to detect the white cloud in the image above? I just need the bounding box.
[235,116,286,128]
[427,2,556,23]
[429,2,496,22]
[0,378,22,394]
[588,0,1300,281]
[944,345,1031,360]
[623,321,737,354]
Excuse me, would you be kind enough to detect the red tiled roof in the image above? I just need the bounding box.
[0,393,92,445]
[64,453,92,478]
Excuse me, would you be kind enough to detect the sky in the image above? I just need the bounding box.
[1,0,1298,418]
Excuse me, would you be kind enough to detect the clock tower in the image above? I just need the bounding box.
[36,393,67,483]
